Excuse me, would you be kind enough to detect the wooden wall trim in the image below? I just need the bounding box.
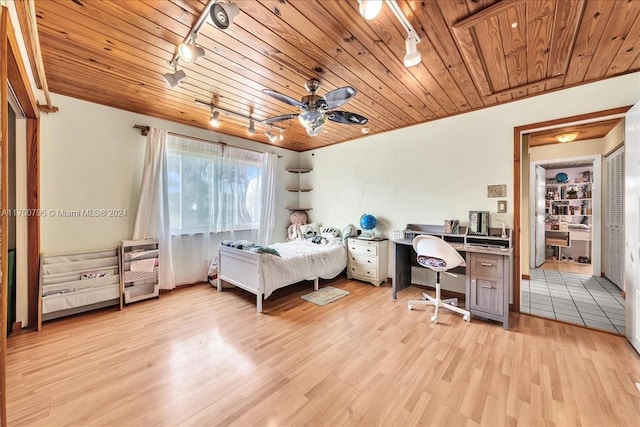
[26,119,39,331]
[512,105,631,315]
[0,7,8,427]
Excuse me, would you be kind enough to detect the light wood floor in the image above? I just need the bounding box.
[6,277,640,426]
[540,260,592,275]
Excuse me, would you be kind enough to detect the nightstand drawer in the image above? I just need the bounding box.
[349,253,377,267]
[348,240,378,256]
[349,264,378,280]
[470,253,503,277]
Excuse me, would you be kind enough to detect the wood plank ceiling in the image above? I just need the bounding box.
[22,0,640,152]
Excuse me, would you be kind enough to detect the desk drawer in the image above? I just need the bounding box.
[349,253,377,267]
[348,239,378,256]
[470,253,503,277]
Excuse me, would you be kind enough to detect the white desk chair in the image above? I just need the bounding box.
[408,235,471,323]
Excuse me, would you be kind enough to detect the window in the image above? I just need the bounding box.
[166,135,263,234]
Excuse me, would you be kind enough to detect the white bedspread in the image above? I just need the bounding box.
[262,239,347,298]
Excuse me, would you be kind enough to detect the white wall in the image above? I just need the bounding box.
[39,93,299,254]
[304,72,640,292]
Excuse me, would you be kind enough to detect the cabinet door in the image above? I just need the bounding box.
[470,276,504,316]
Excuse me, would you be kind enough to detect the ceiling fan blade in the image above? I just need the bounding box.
[323,86,357,109]
[327,111,368,125]
[261,89,305,109]
[262,113,299,125]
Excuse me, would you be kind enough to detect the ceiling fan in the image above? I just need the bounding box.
[261,79,368,137]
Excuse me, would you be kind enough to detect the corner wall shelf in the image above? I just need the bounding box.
[286,188,312,192]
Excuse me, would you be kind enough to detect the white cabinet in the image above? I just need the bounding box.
[120,239,159,305]
[38,248,121,329]
[346,238,388,286]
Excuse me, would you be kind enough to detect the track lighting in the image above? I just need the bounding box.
[164,1,242,87]
[195,99,283,142]
[209,110,220,127]
[358,0,383,20]
[265,127,277,143]
[404,31,421,67]
[210,1,240,30]
[359,0,422,68]
[178,35,205,63]
[162,68,187,88]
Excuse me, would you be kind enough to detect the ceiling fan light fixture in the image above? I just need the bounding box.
[358,0,383,20]
[404,32,421,67]
[209,110,220,127]
[162,68,187,88]
[306,126,323,137]
[555,132,579,143]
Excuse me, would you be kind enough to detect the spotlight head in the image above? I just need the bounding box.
[178,41,205,63]
[162,69,187,88]
[404,34,421,67]
[247,119,256,135]
[209,110,220,127]
[265,128,277,143]
[211,2,240,30]
[358,0,383,20]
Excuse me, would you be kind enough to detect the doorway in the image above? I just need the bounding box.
[514,107,628,334]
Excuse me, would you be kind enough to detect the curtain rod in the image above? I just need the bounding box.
[132,125,282,158]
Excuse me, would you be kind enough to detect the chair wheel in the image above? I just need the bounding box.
[431,316,438,323]
[408,305,413,310]
[463,315,470,322]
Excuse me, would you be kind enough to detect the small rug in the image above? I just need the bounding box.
[301,286,350,306]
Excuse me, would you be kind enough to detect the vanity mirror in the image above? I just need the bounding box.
[468,211,489,236]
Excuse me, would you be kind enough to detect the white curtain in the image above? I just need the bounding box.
[215,145,263,233]
[132,128,176,290]
[257,152,278,245]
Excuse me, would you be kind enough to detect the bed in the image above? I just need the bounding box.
[217,238,348,312]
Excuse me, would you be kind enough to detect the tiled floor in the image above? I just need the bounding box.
[521,268,625,334]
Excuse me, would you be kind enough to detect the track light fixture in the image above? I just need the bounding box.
[195,99,284,142]
[210,1,240,30]
[404,30,421,67]
[358,0,383,20]
[209,110,220,127]
[164,1,240,87]
[265,126,278,143]
[178,34,205,63]
[359,0,422,68]
[162,67,187,88]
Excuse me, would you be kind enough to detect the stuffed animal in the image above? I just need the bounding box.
[287,210,308,240]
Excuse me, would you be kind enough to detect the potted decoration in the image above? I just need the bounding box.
[566,188,578,199]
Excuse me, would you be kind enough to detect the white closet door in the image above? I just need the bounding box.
[605,146,624,289]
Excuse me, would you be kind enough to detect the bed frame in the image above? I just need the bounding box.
[217,245,319,312]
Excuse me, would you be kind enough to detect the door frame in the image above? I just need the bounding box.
[512,106,630,312]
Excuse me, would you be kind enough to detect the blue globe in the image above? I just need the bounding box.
[360,214,377,231]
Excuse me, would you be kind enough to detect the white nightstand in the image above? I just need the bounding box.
[347,238,388,286]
